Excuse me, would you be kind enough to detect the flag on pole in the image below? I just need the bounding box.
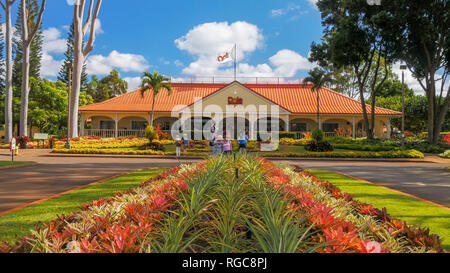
[217,46,235,64]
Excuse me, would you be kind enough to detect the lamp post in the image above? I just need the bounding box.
[65,65,72,150]
[400,64,407,149]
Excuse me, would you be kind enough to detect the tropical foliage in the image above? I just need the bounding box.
[0,155,444,253]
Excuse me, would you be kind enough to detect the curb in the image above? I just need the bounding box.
[0,168,144,218]
[325,170,450,211]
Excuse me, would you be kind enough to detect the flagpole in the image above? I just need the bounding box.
[234,44,237,81]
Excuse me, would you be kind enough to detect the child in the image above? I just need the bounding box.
[222,136,232,155]
[175,135,182,157]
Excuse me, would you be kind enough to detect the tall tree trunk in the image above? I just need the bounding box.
[316,90,320,130]
[150,92,156,127]
[18,0,45,137]
[2,1,15,143]
[19,43,30,136]
[426,79,435,144]
[69,13,84,138]
[69,0,102,138]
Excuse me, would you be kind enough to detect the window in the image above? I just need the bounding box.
[290,123,307,132]
[99,120,115,130]
[131,121,148,130]
[323,123,339,132]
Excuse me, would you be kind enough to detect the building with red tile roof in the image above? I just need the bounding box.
[79,81,401,139]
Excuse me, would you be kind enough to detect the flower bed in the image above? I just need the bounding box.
[0,155,444,253]
[440,150,450,159]
[261,150,424,159]
[258,159,444,253]
[52,148,208,156]
[0,144,9,149]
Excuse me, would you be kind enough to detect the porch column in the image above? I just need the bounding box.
[80,113,85,136]
[352,117,356,139]
[387,118,392,139]
[115,113,118,138]
[285,114,290,132]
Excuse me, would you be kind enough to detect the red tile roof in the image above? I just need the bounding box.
[79,82,401,116]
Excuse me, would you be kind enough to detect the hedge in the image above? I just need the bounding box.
[260,149,424,159]
[52,148,208,156]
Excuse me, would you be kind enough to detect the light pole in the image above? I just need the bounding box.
[400,64,407,149]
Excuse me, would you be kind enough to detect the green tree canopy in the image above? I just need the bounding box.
[86,70,128,103]
[140,71,172,127]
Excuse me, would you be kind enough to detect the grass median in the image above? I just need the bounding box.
[0,161,34,167]
[0,168,167,245]
[308,170,450,251]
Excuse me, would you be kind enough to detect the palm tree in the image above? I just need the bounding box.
[140,72,173,127]
[303,68,332,130]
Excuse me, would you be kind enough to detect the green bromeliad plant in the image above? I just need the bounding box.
[0,154,445,253]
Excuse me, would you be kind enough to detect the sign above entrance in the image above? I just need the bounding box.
[228,97,243,105]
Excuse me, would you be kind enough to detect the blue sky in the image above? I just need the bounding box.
[2,0,430,92]
[24,0,321,90]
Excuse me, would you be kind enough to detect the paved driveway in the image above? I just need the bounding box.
[0,150,199,213]
[278,159,450,207]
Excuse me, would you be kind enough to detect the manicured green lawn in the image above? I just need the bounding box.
[0,161,34,167]
[0,168,167,245]
[278,145,353,153]
[308,170,450,251]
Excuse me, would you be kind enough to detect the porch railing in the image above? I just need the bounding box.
[84,129,145,138]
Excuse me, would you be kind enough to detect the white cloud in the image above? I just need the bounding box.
[86,50,150,75]
[40,27,67,77]
[175,21,313,78]
[174,60,184,68]
[42,27,67,54]
[392,62,449,96]
[270,49,315,76]
[270,3,306,20]
[175,21,264,76]
[308,0,318,8]
[175,21,263,61]
[41,54,64,77]
[123,76,142,91]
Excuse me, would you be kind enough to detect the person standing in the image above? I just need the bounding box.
[238,133,248,153]
[182,134,189,155]
[175,135,182,157]
[213,135,224,157]
[222,136,232,155]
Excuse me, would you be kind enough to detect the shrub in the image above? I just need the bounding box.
[440,150,450,159]
[279,132,297,139]
[304,141,334,152]
[261,149,424,159]
[312,128,325,142]
[144,126,157,142]
[279,138,311,146]
[138,142,166,152]
[333,143,400,152]
[404,142,444,154]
